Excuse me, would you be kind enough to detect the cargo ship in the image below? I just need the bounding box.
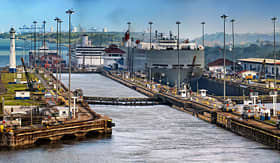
[29,42,66,71]
[122,33,205,87]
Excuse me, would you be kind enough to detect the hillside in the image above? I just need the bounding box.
[193,32,276,47]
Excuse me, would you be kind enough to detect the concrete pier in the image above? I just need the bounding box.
[102,70,280,150]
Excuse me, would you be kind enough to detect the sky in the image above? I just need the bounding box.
[0,0,280,39]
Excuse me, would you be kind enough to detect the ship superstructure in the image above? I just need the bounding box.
[123,33,205,87]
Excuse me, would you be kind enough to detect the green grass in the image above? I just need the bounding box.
[0,72,45,106]
[4,99,40,106]
[264,120,276,125]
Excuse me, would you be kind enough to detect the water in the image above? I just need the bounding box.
[0,73,279,163]
[0,39,68,67]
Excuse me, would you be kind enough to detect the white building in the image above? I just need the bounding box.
[50,26,54,33]
[103,27,108,32]
[238,58,280,77]
[208,58,233,73]
[15,90,30,100]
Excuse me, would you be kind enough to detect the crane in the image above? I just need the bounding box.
[21,57,37,92]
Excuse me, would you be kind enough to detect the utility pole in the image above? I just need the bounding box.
[66,9,74,119]
[230,19,235,78]
[272,17,277,87]
[176,21,181,91]
[221,14,228,100]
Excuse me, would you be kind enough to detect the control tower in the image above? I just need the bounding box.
[9,28,16,73]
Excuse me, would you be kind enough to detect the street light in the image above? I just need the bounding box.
[54,17,60,102]
[272,17,277,87]
[176,21,181,91]
[230,19,235,78]
[148,21,153,88]
[221,14,228,100]
[201,22,205,47]
[42,21,46,59]
[66,9,74,118]
[33,21,37,67]
[127,22,131,76]
[58,19,63,90]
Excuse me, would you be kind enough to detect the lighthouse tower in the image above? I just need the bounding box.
[9,28,16,73]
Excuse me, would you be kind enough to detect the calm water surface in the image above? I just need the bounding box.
[0,73,279,163]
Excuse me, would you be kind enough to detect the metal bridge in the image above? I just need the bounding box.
[83,96,162,105]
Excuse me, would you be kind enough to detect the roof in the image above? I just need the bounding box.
[104,44,125,54]
[208,58,233,67]
[238,58,280,65]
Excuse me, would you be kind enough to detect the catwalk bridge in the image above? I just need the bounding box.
[83,96,162,105]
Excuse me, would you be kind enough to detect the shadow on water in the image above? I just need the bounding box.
[0,133,112,152]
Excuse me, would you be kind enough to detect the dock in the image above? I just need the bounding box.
[0,68,113,148]
[101,70,280,150]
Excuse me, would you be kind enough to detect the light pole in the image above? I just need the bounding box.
[201,22,205,47]
[33,21,37,67]
[127,22,131,76]
[272,17,277,87]
[230,19,235,78]
[148,21,153,88]
[176,21,181,91]
[54,17,60,102]
[221,14,228,100]
[42,21,46,59]
[58,19,63,90]
[66,9,74,118]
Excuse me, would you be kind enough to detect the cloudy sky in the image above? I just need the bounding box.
[0,0,280,39]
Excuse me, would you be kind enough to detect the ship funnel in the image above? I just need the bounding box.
[155,30,158,40]
[9,28,16,73]
[82,34,88,47]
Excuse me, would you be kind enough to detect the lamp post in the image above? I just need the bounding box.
[176,21,181,91]
[54,17,60,102]
[33,21,37,67]
[127,22,131,76]
[58,19,63,90]
[42,21,46,59]
[66,9,74,118]
[221,14,228,100]
[148,21,153,88]
[201,22,205,47]
[272,17,277,87]
[230,19,235,78]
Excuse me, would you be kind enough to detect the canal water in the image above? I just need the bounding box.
[0,73,279,163]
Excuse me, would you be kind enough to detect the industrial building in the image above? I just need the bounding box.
[238,58,280,77]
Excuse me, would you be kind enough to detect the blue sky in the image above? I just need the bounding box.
[0,0,280,39]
